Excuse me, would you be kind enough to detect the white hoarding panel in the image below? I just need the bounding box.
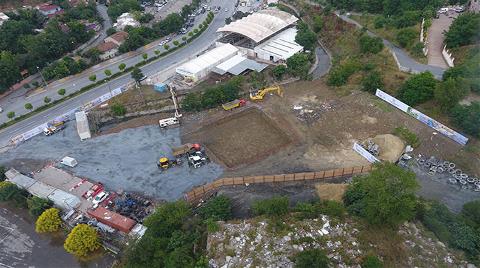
[353,142,380,163]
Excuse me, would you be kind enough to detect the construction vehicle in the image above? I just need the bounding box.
[157,157,181,170]
[159,85,182,128]
[187,151,209,168]
[43,121,66,136]
[249,85,283,101]
[222,99,246,111]
[172,143,201,158]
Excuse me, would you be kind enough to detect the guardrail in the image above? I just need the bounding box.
[184,165,372,203]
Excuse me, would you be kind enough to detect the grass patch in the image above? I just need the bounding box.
[393,126,420,147]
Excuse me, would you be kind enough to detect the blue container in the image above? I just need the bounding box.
[154,83,167,92]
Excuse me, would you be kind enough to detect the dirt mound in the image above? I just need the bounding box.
[315,183,348,201]
[372,134,405,162]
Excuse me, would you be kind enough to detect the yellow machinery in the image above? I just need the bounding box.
[157,157,178,170]
[249,85,283,101]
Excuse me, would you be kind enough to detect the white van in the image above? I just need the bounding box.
[159,117,179,128]
[60,156,78,168]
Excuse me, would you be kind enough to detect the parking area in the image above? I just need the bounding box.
[145,0,192,22]
[0,123,224,201]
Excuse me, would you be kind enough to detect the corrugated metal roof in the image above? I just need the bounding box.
[255,27,303,60]
[88,207,136,233]
[176,44,238,76]
[217,8,298,43]
[6,170,36,189]
[48,190,81,211]
[212,55,268,75]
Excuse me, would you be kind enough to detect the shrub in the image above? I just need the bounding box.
[374,16,386,28]
[393,126,420,147]
[88,74,96,82]
[359,35,384,54]
[58,88,66,96]
[64,224,100,256]
[119,63,126,71]
[199,195,232,221]
[462,200,480,228]
[44,96,51,104]
[6,111,15,119]
[450,102,480,137]
[142,53,148,60]
[317,200,346,219]
[273,65,287,80]
[24,103,33,111]
[111,102,127,116]
[0,166,5,181]
[182,92,202,111]
[173,40,179,46]
[164,44,170,50]
[361,70,384,93]
[252,196,289,217]
[287,53,310,79]
[343,162,418,227]
[35,208,62,233]
[106,27,116,36]
[27,196,53,218]
[294,249,330,268]
[434,78,469,112]
[445,13,480,48]
[295,21,317,50]
[397,72,436,106]
[411,42,424,57]
[361,255,383,268]
[327,60,361,86]
[396,28,417,48]
[104,69,112,76]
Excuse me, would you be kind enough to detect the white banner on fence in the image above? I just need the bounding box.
[353,142,380,163]
[375,89,468,145]
[10,86,127,145]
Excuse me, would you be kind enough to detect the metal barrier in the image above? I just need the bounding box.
[184,165,372,203]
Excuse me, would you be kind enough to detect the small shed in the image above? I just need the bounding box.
[75,111,91,141]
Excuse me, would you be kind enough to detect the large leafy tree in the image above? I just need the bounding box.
[445,13,480,48]
[287,53,310,79]
[64,224,100,256]
[27,197,53,218]
[397,71,437,106]
[343,162,418,227]
[295,22,317,50]
[0,51,21,92]
[153,13,184,37]
[131,67,144,84]
[450,101,480,137]
[35,208,62,233]
[434,78,469,112]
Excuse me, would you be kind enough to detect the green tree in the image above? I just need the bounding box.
[154,50,160,55]
[450,102,480,137]
[287,53,310,79]
[361,70,384,93]
[43,96,51,104]
[462,200,480,229]
[164,44,170,50]
[173,40,180,46]
[107,0,142,20]
[252,196,289,217]
[361,255,383,268]
[142,53,148,61]
[0,166,6,182]
[444,13,480,48]
[312,15,323,32]
[152,13,184,36]
[6,111,15,119]
[295,22,317,50]
[88,74,96,82]
[396,28,417,48]
[111,102,127,116]
[27,196,53,218]
[64,224,100,257]
[359,35,384,54]
[343,162,418,227]
[57,88,66,96]
[104,69,112,77]
[294,249,330,268]
[35,208,62,233]
[182,92,202,111]
[0,51,21,93]
[131,67,144,84]
[199,195,232,221]
[273,65,287,80]
[119,63,126,71]
[24,103,33,111]
[434,78,469,112]
[397,71,437,106]
[106,27,117,36]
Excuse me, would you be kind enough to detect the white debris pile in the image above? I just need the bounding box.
[292,97,336,124]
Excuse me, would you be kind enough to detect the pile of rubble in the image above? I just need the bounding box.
[414,155,480,192]
[110,192,155,223]
[292,99,336,124]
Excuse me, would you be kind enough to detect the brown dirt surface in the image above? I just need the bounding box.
[183,108,292,168]
[371,134,405,162]
[315,183,348,201]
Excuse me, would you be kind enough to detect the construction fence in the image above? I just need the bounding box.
[184,165,373,203]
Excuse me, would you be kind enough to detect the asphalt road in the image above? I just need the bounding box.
[0,0,235,148]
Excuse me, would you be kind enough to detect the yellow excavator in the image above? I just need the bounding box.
[249,85,283,101]
[157,157,180,170]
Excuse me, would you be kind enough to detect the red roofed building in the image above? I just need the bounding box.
[87,207,136,233]
[105,31,128,46]
[96,41,118,60]
[37,3,63,18]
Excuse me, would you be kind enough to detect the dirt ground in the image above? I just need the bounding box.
[183,108,292,168]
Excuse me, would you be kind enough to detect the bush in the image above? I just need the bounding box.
[317,200,346,219]
[119,63,126,71]
[294,249,330,268]
[6,111,15,119]
[374,16,386,29]
[359,35,384,54]
[287,53,310,79]
[252,196,289,217]
[64,224,100,256]
[181,77,243,111]
[343,162,418,227]
[27,196,53,218]
[273,65,287,80]
[434,78,469,112]
[182,92,202,112]
[327,60,361,86]
[411,42,424,57]
[393,126,420,147]
[0,181,28,207]
[462,200,480,228]
[396,28,417,48]
[24,103,33,111]
[295,21,317,50]
[199,195,232,221]
[88,74,96,82]
[361,255,383,268]
[361,70,384,93]
[35,208,62,233]
[445,13,480,48]
[397,72,436,106]
[450,102,480,137]
[111,102,127,116]
[43,96,51,104]
[106,27,116,36]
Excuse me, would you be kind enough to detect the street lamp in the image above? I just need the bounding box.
[36,66,48,89]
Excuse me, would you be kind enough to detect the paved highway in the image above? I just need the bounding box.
[0,0,236,148]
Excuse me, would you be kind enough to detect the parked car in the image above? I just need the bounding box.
[93,191,109,205]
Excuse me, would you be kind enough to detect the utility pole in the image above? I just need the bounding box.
[36,66,48,88]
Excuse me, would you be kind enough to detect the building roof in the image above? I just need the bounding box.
[97,41,118,53]
[88,207,136,233]
[176,44,239,76]
[109,31,128,43]
[38,4,61,12]
[213,54,268,75]
[217,8,298,43]
[254,27,303,60]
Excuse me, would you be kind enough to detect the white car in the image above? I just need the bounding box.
[92,191,109,205]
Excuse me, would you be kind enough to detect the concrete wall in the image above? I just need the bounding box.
[442,45,455,67]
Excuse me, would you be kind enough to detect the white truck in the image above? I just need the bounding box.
[159,117,180,128]
[43,121,66,136]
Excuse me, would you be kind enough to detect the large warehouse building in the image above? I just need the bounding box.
[216,9,303,62]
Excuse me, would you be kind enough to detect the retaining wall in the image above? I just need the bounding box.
[184,165,372,203]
